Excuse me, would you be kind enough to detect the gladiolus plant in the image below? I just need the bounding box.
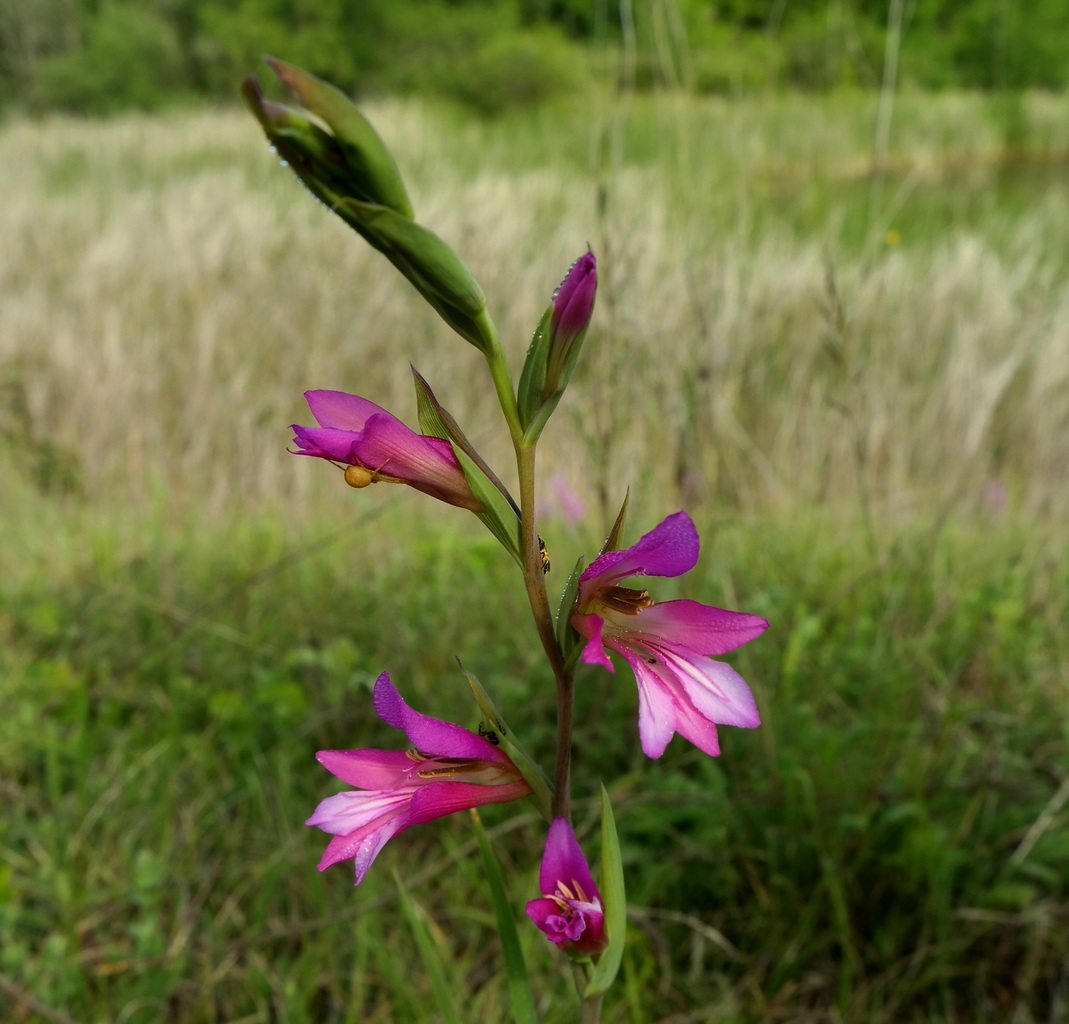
[243,58,770,1021]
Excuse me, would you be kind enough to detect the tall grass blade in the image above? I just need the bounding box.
[393,870,464,1024]
[471,810,540,1024]
[585,783,626,997]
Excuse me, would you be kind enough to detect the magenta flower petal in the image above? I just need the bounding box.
[537,817,598,899]
[578,615,615,672]
[290,424,360,462]
[579,510,699,598]
[306,788,412,837]
[305,389,383,430]
[573,510,768,759]
[631,665,698,758]
[622,645,760,758]
[551,252,597,344]
[373,676,507,762]
[314,749,417,790]
[306,672,531,885]
[407,779,530,825]
[526,818,607,956]
[318,813,410,876]
[624,600,770,657]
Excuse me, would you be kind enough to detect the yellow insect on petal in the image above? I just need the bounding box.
[344,464,376,488]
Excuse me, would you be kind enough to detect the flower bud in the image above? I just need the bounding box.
[245,57,413,219]
[243,61,495,352]
[545,251,597,393]
[517,251,597,441]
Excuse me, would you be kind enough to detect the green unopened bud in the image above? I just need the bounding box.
[264,57,414,219]
[243,60,495,351]
[241,77,352,207]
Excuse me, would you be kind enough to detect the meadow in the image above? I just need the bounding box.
[2,87,1068,1022]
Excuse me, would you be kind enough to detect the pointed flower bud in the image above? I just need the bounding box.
[243,61,494,352]
[545,251,597,395]
[335,198,490,351]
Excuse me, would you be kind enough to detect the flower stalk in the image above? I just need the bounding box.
[515,440,574,820]
[245,61,770,1023]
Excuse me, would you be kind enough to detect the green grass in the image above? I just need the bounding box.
[2,494,1065,1022]
[2,87,1069,1021]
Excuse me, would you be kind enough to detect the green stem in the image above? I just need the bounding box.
[573,965,604,1024]
[480,309,574,820]
[581,993,604,1024]
[477,310,524,445]
[516,444,574,821]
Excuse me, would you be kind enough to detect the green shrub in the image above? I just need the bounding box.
[375,2,583,117]
[436,27,585,116]
[690,24,781,95]
[778,9,885,91]
[35,4,187,115]
[194,0,381,99]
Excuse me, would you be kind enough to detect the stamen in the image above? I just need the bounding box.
[600,585,655,614]
[406,749,516,783]
[417,765,473,778]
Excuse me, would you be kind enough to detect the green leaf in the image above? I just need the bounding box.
[601,489,631,555]
[516,305,552,431]
[394,871,464,1024]
[554,556,585,664]
[584,784,626,997]
[411,366,452,441]
[471,811,540,1024]
[412,367,521,517]
[519,395,562,448]
[461,665,554,821]
[452,444,523,568]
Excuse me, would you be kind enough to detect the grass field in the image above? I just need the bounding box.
[2,87,1068,1022]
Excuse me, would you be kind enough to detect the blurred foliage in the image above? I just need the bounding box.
[2,0,1068,117]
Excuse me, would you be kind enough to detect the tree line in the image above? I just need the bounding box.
[2,0,1067,116]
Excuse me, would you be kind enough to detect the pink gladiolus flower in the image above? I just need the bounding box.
[306,673,531,885]
[290,390,483,511]
[526,818,608,955]
[572,510,768,759]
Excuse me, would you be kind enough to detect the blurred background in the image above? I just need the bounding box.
[2,2,1067,1022]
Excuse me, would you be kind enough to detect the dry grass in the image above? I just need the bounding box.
[2,91,1068,539]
